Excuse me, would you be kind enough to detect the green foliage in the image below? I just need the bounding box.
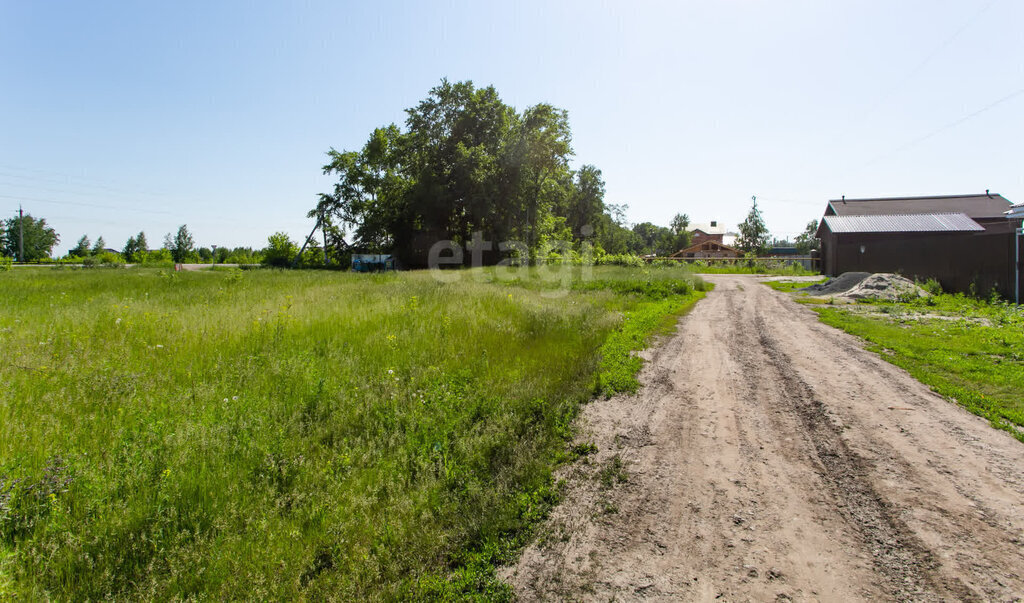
[685,259,817,275]
[0,256,11,271]
[122,232,149,263]
[736,199,769,256]
[165,225,195,263]
[70,235,91,258]
[261,232,299,267]
[0,214,59,261]
[764,278,827,293]
[139,248,174,266]
[91,236,106,255]
[814,294,1024,442]
[794,219,820,254]
[630,222,677,256]
[670,213,690,236]
[316,79,618,266]
[81,252,126,268]
[595,291,707,395]
[225,247,262,265]
[0,266,706,599]
[122,236,138,261]
[595,253,645,267]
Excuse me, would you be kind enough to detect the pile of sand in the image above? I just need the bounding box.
[802,272,930,302]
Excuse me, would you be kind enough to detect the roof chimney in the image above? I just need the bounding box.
[710,220,717,227]
[986,189,992,198]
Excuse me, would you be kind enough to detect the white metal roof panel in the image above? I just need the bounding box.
[822,213,984,234]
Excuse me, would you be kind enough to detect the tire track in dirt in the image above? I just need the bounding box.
[502,275,1024,602]
[752,311,974,601]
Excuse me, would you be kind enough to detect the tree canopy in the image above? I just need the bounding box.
[314,79,630,265]
[70,235,91,258]
[736,198,770,255]
[165,225,195,263]
[795,219,820,253]
[1,214,59,261]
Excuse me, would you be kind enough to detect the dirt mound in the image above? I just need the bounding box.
[803,272,929,301]
[803,272,871,295]
[842,273,930,301]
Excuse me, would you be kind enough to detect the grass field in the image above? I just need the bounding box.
[0,265,707,600]
[767,279,1024,443]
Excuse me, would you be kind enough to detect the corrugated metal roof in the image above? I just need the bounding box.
[826,194,1011,219]
[822,213,984,234]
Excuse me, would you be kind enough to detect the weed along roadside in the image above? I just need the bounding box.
[0,265,708,599]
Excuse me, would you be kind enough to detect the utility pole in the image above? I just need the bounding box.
[18,205,24,263]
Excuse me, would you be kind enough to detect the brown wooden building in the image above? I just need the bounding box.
[816,193,1020,297]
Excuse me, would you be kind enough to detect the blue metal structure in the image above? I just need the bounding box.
[351,254,395,272]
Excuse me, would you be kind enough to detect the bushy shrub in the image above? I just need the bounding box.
[139,249,174,267]
[0,255,12,271]
[596,253,644,267]
[261,232,298,268]
[79,253,125,269]
[98,252,125,266]
[920,278,943,296]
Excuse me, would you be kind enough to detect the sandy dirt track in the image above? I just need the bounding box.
[502,275,1024,601]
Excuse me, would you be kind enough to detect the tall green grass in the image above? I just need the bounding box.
[0,266,706,599]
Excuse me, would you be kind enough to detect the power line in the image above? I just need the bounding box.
[864,85,1024,166]
[0,180,172,208]
[0,163,170,198]
[853,0,998,125]
[0,169,152,194]
[0,193,179,216]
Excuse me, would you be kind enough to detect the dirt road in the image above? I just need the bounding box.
[502,275,1024,601]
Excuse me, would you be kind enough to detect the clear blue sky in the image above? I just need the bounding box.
[2,0,1022,255]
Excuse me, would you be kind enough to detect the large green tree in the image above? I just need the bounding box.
[1,214,59,261]
[563,165,606,237]
[165,225,195,263]
[315,79,612,266]
[630,222,675,256]
[122,231,149,263]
